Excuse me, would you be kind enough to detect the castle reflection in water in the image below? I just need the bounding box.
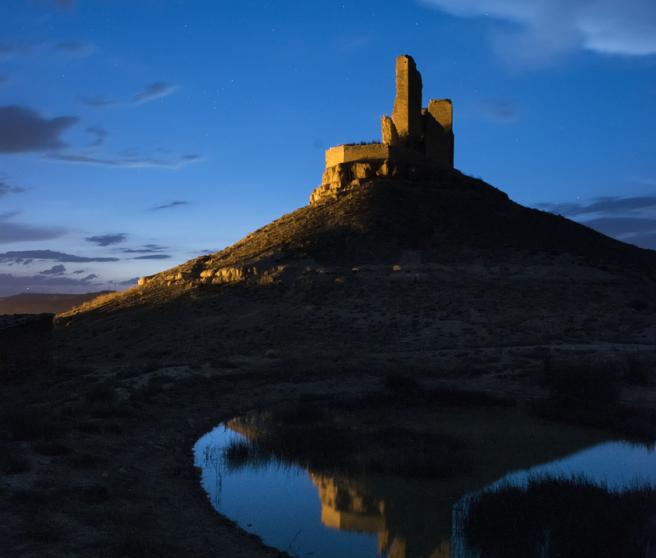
[195,412,655,558]
[311,473,451,558]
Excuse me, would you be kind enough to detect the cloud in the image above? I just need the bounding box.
[335,35,374,52]
[151,200,189,210]
[480,99,520,122]
[118,277,139,286]
[80,82,176,109]
[45,151,202,169]
[133,82,176,104]
[82,273,98,281]
[578,216,656,236]
[54,0,75,9]
[72,269,85,274]
[0,249,119,263]
[540,194,656,250]
[539,196,656,217]
[420,0,656,63]
[0,43,32,61]
[131,254,171,260]
[85,126,107,147]
[39,264,66,276]
[122,243,167,254]
[79,96,118,108]
[0,105,78,153]
[0,212,66,244]
[53,40,94,57]
[0,179,28,197]
[85,233,127,247]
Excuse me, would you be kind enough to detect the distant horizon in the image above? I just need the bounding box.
[1,0,655,296]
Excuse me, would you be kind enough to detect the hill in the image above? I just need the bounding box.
[0,291,113,315]
[56,169,656,369]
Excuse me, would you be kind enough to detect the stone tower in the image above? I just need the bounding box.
[391,55,423,146]
[310,55,455,205]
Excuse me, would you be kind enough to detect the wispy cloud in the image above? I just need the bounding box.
[53,40,94,57]
[0,212,66,244]
[122,243,167,254]
[85,233,127,247]
[0,179,28,197]
[539,196,656,217]
[334,34,374,52]
[85,126,107,147]
[0,43,33,61]
[480,99,520,122]
[39,264,66,276]
[79,95,117,108]
[151,200,189,210]
[539,194,656,249]
[0,249,119,263]
[81,81,177,109]
[54,0,75,9]
[0,105,77,153]
[131,254,171,260]
[133,82,177,104]
[420,0,656,64]
[45,151,202,169]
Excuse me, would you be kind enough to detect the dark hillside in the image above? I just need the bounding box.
[56,170,656,367]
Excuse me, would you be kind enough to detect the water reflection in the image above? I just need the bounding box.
[194,410,655,558]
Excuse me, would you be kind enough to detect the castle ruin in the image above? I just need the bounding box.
[310,55,454,205]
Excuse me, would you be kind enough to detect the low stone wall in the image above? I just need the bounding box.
[325,144,431,168]
[0,314,54,376]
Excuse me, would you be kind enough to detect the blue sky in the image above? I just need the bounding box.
[0,0,655,295]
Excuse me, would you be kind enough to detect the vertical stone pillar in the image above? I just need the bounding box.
[424,98,454,167]
[391,55,423,145]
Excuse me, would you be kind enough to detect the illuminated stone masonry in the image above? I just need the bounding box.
[310,55,454,205]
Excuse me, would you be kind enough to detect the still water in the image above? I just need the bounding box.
[193,417,656,558]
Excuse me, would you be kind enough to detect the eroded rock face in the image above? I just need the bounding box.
[310,159,443,205]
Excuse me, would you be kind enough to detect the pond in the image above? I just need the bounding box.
[193,408,655,558]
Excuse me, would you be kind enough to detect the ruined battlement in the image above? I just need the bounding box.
[311,55,454,205]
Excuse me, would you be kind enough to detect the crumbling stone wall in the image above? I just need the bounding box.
[0,314,53,376]
[317,54,455,206]
[382,55,454,166]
